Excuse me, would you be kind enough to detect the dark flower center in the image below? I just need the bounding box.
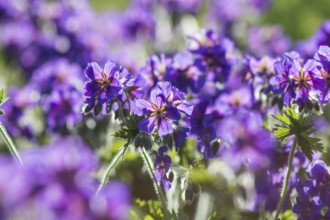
[96,71,113,89]
[293,70,312,90]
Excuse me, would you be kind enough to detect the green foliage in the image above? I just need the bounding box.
[280,210,296,220]
[0,88,7,116]
[132,199,163,220]
[134,132,152,150]
[273,107,326,160]
[0,89,4,104]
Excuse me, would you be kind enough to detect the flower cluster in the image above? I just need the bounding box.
[293,160,330,219]
[0,136,131,220]
[3,0,330,219]
[270,45,330,107]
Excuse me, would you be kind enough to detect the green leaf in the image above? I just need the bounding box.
[82,103,92,113]
[134,132,152,150]
[272,112,291,127]
[272,107,326,160]
[113,127,129,139]
[0,89,4,104]
[297,136,313,160]
[296,135,325,161]
[94,103,102,116]
[273,127,291,141]
[162,134,173,149]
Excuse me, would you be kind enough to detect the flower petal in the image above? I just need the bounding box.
[158,118,173,137]
[91,62,103,79]
[134,99,153,116]
[164,106,180,121]
[85,63,95,80]
[104,61,119,78]
[138,117,156,134]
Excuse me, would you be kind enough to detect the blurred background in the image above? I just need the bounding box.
[1,0,330,87]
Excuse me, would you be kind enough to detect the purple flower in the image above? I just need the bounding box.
[289,59,323,105]
[188,29,235,83]
[134,82,192,137]
[190,100,217,158]
[134,84,181,137]
[30,59,83,96]
[0,136,131,219]
[270,56,295,106]
[314,46,330,104]
[314,45,330,68]
[140,54,171,89]
[166,51,205,93]
[122,4,155,40]
[117,68,146,101]
[84,61,122,111]
[154,146,172,191]
[293,160,330,220]
[1,86,35,139]
[215,87,253,111]
[216,110,275,171]
[44,86,83,131]
[154,82,193,116]
[93,182,131,220]
[247,25,291,56]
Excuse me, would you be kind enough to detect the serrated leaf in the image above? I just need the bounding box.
[274,127,291,141]
[113,128,129,138]
[272,113,290,127]
[286,107,299,121]
[296,135,325,160]
[297,136,313,160]
[308,136,326,153]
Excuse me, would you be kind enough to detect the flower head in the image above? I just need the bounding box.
[84,61,122,111]
[289,59,323,105]
[154,146,172,191]
[133,82,192,137]
[293,160,330,220]
[314,45,330,104]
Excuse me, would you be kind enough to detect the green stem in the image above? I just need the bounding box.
[96,146,126,196]
[0,123,22,166]
[274,139,297,220]
[139,147,172,220]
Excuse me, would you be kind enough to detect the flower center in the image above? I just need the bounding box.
[96,71,112,89]
[292,70,311,90]
[150,104,166,118]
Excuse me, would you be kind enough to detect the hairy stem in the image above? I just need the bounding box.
[96,146,126,196]
[0,123,22,166]
[139,147,172,220]
[274,139,297,220]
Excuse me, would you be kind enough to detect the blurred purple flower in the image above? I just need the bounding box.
[188,29,236,83]
[0,136,131,219]
[314,46,330,104]
[293,160,330,220]
[154,146,172,191]
[44,86,83,131]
